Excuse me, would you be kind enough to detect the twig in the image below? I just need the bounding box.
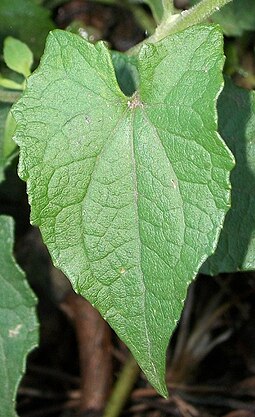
[20,400,77,417]
[60,290,113,413]
[28,363,80,385]
[131,382,230,399]
[18,386,67,400]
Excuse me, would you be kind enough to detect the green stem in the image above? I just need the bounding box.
[128,0,233,55]
[103,355,140,417]
[150,0,233,43]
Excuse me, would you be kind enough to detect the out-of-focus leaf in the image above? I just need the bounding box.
[202,79,255,274]
[190,0,255,36]
[0,0,55,59]
[0,76,23,91]
[4,37,33,78]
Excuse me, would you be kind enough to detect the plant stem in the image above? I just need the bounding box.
[128,0,233,55]
[102,355,140,417]
[150,0,233,42]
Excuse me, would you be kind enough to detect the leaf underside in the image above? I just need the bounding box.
[202,79,255,275]
[13,26,234,395]
[0,216,38,417]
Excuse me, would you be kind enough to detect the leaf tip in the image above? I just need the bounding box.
[142,359,169,398]
[157,383,169,399]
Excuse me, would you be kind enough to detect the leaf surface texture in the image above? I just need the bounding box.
[13,27,234,394]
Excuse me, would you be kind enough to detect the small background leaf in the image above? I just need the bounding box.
[0,76,23,91]
[202,79,255,274]
[0,215,38,417]
[4,37,33,78]
[0,0,55,59]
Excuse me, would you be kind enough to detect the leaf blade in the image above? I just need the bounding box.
[13,27,234,395]
[0,215,38,417]
[4,37,33,78]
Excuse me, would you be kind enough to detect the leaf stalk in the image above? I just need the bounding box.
[128,0,233,55]
[149,0,233,42]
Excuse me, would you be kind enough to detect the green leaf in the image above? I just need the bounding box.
[0,0,55,59]
[202,79,255,274]
[0,89,21,104]
[4,37,33,78]
[13,27,234,395]
[190,0,255,36]
[0,215,38,416]
[0,76,24,91]
[111,51,139,97]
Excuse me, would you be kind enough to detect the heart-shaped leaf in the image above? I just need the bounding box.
[13,26,234,395]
